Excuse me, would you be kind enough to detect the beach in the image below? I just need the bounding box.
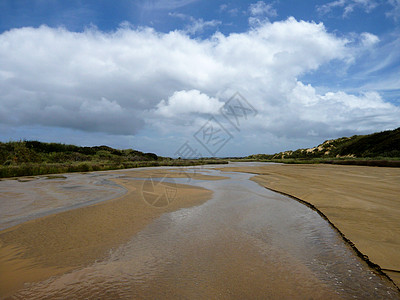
[220,163,400,286]
[0,164,399,299]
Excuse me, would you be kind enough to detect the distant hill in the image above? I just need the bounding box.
[248,127,400,160]
[0,140,159,165]
[0,140,227,178]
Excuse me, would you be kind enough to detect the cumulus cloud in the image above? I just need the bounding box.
[155,90,223,117]
[0,17,398,154]
[288,83,396,133]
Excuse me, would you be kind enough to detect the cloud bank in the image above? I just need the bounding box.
[0,17,398,154]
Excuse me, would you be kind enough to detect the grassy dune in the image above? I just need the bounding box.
[0,141,227,178]
[243,127,400,167]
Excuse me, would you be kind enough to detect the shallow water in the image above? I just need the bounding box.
[0,172,126,230]
[4,164,400,299]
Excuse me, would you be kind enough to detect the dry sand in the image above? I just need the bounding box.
[0,170,224,297]
[220,163,400,287]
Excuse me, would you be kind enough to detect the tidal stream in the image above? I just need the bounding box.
[2,163,399,299]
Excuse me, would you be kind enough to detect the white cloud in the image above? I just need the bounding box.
[360,32,380,47]
[185,18,221,35]
[249,1,277,17]
[155,90,223,117]
[0,18,398,154]
[248,1,277,26]
[169,13,221,34]
[290,82,393,120]
[317,0,378,17]
[339,33,399,93]
[318,0,400,21]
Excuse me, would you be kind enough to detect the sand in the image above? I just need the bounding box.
[0,170,224,297]
[220,163,400,287]
[2,164,400,296]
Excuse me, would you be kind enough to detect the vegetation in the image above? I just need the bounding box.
[2,127,398,177]
[0,141,227,178]
[245,127,400,167]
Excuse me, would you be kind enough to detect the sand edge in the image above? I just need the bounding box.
[257,183,400,292]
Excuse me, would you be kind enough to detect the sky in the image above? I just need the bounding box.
[0,0,400,157]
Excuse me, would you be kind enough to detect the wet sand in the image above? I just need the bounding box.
[0,167,228,231]
[0,173,126,231]
[1,165,399,299]
[4,166,399,299]
[220,163,400,287]
[0,170,220,297]
[108,167,229,181]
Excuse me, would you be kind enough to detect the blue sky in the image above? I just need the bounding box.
[0,0,399,156]
[1,1,397,37]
